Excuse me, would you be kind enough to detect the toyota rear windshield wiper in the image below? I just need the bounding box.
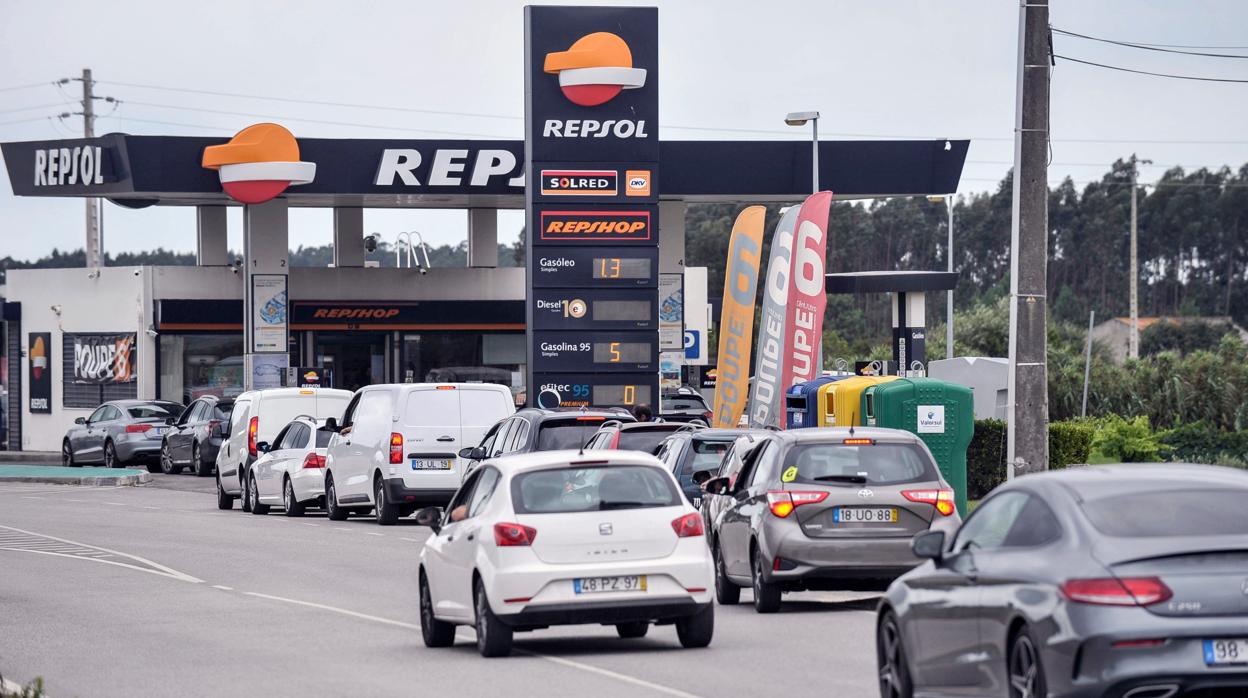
[811,474,868,484]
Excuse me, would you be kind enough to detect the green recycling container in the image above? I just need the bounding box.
[861,377,974,516]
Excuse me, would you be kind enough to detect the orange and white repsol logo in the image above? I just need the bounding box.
[312,308,401,319]
[540,210,651,242]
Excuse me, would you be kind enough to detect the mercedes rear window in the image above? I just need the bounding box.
[782,443,936,486]
[512,465,680,514]
[128,403,184,419]
[1081,490,1248,537]
[536,421,605,450]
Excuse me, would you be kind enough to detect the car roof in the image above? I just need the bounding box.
[484,449,665,474]
[237,388,353,400]
[529,409,636,423]
[692,428,765,440]
[1009,463,1248,503]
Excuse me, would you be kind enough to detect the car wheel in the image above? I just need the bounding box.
[215,475,233,511]
[474,577,513,657]
[675,603,714,648]
[63,440,78,467]
[283,477,305,517]
[193,443,212,477]
[713,542,740,605]
[325,477,348,521]
[249,474,270,515]
[751,546,782,614]
[877,611,914,698]
[1008,625,1047,698]
[420,571,455,648]
[615,622,649,639]
[104,440,119,468]
[374,476,397,526]
[160,442,183,475]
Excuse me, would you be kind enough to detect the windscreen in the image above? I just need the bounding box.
[782,443,936,486]
[512,465,680,514]
[1082,490,1248,538]
[536,421,605,450]
[616,430,675,454]
[663,395,708,412]
[678,438,732,481]
[128,402,184,420]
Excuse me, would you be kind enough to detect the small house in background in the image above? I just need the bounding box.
[1090,316,1248,364]
[927,357,1008,421]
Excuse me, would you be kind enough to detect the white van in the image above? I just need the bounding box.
[215,387,353,511]
[323,383,514,525]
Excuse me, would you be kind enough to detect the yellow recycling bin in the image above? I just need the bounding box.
[819,375,900,426]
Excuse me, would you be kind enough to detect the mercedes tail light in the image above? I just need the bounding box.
[302,453,326,469]
[902,489,957,516]
[766,490,829,518]
[125,424,153,434]
[389,433,404,464]
[494,522,537,547]
[247,416,259,457]
[671,513,704,538]
[1061,577,1173,606]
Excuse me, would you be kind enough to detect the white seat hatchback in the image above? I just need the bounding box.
[415,450,715,657]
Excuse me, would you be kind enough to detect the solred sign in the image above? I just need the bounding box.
[540,169,618,196]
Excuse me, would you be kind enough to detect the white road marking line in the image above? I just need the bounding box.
[65,499,85,502]
[0,524,203,583]
[142,506,161,510]
[212,585,234,591]
[400,537,421,542]
[20,496,44,500]
[365,532,385,537]
[242,592,420,631]
[301,522,320,527]
[103,502,126,506]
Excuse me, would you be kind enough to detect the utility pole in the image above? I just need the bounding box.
[80,68,101,270]
[1005,0,1051,478]
[946,196,954,359]
[1127,155,1151,360]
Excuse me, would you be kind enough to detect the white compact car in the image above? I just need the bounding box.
[244,416,332,516]
[324,383,514,525]
[415,450,715,657]
[215,388,353,512]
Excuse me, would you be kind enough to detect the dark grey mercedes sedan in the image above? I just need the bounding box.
[876,463,1248,698]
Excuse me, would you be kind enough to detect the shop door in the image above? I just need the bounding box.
[315,333,385,392]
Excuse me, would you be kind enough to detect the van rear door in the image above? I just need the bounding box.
[400,387,462,489]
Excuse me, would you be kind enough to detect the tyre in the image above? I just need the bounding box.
[193,443,212,477]
[615,622,649,639]
[374,476,397,526]
[877,611,914,698]
[675,603,714,648]
[160,442,183,475]
[63,440,78,467]
[104,440,119,469]
[216,476,234,510]
[713,542,740,605]
[420,571,455,648]
[249,474,270,515]
[751,546,782,614]
[325,476,348,521]
[474,578,513,657]
[240,471,253,513]
[1007,624,1047,698]
[283,477,305,517]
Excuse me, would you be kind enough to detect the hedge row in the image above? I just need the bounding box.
[966,419,1095,500]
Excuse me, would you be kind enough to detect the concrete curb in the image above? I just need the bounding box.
[0,472,152,486]
[0,465,152,487]
[0,450,62,464]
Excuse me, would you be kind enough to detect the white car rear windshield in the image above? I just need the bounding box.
[512,465,680,514]
[783,443,936,486]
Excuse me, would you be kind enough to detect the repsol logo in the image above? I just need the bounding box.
[33,146,105,187]
[373,148,525,188]
[542,120,650,139]
[539,210,651,242]
[312,308,401,319]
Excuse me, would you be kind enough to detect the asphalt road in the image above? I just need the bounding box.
[0,474,882,697]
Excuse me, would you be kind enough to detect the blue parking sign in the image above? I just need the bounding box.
[684,330,700,359]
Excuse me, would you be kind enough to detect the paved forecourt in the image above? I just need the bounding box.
[0,476,880,697]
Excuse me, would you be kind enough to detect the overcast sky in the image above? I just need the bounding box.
[2,0,1246,261]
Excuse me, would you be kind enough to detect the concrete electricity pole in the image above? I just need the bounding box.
[1128,155,1151,360]
[1005,0,1051,478]
[80,68,101,270]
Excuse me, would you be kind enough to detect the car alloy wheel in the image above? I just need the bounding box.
[326,478,347,521]
[751,548,782,613]
[713,543,740,605]
[1008,630,1044,698]
[62,440,75,467]
[283,478,305,517]
[192,443,209,477]
[104,441,117,468]
[249,475,270,515]
[877,613,913,698]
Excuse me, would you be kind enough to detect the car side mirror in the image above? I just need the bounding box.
[692,469,713,486]
[414,506,443,534]
[324,417,338,432]
[911,530,946,562]
[459,446,485,460]
[74,417,87,425]
[165,417,178,426]
[256,441,271,453]
[702,476,729,495]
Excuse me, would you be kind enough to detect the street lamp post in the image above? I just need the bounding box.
[785,111,820,193]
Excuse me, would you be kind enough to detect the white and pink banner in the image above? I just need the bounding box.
[778,191,832,391]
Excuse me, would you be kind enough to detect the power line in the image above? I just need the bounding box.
[1052,27,1248,59]
[0,102,65,116]
[0,115,52,127]
[1055,54,1248,83]
[0,81,52,94]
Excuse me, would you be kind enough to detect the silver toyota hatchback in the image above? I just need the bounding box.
[702,427,961,613]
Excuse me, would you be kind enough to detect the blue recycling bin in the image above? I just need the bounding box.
[784,376,843,429]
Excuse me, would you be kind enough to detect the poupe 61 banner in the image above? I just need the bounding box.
[711,206,765,428]
[747,205,799,429]
[779,191,833,393]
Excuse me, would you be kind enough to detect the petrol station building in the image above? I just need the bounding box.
[1,6,966,452]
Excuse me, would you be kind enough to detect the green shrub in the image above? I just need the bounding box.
[1049,421,1095,469]
[1159,422,1248,467]
[965,419,1093,499]
[1093,415,1162,462]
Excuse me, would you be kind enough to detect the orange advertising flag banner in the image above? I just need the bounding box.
[712,206,766,428]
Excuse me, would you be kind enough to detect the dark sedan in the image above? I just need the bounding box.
[160,395,233,477]
[876,463,1248,698]
[655,428,754,506]
[63,400,185,469]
